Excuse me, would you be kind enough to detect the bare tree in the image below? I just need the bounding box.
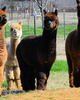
[35,0,48,12]
[35,0,49,29]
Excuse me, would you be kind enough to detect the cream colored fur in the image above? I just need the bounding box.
[5,21,22,90]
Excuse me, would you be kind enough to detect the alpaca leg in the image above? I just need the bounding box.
[28,67,35,90]
[5,66,14,90]
[0,65,4,96]
[15,79,22,90]
[30,75,35,90]
[14,66,22,90]
[37,72,47,90]
[20,67,31,91]
[44,64,52,89]
[66,52,74,87]
[7,79,14,90]
[74,71,80,87]
[16,47,30,91]
[73,62,80,87]
[36,65,47,90]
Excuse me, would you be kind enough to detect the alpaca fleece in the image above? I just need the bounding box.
[65,0,80,87]
[16,10,59,91]
[5,22,22,90]
[0,7,7,96]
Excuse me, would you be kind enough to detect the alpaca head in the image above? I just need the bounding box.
[76,0,80,18]
[9,21,22,39]
[0,6,7,28]
[44,9,59,31]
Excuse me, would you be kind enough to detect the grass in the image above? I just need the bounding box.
[1,80,7,87]
[50,60,68,72]
[0,95,10,100]
[5,24,77,39]
[33,95,41,97]
[46,97,54,99]
[57,25,77,36]
[47,72,69,90]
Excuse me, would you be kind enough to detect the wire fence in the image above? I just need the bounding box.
[4,7,78,59]
[5,8,78,40]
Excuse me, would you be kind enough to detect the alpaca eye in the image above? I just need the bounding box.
[11,28,13,31]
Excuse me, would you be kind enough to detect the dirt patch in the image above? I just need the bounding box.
[1,88,80,100]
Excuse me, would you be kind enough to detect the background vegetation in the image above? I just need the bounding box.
[5,24,77,39]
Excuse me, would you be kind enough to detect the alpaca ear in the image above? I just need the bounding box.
[55,9,58,16]
[76,0,79,4]
[19,21,22,26]
[2,6,6,11]
[43,9,47,15]
[8,21,12,26]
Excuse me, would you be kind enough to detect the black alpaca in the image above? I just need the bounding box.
[16,10,59,91]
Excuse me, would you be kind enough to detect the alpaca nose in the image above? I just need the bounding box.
[14,30,17,36]
[14,33,17,36]
[14,32,17,35]
[2,18,7,24]
[48,21,52,25]
[4,18,7,23]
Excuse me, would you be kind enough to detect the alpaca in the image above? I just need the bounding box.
[5,22,22,90]
[16,10,59,91]
[65,0,80,87]
[0,7,7,96]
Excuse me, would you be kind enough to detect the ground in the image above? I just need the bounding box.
[1,88,80,100]
[1,37,80,100]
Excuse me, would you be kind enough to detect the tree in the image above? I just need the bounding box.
[35,0,49,29]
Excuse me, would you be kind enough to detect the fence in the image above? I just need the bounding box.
[5,8,78,39]
[4,8,78,59]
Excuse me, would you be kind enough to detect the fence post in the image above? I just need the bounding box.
[5,27,6,38]
[34,8,36,35]
[27,10,30,35]
[42,11,44,30]
[11,0,13,20]
[63,9,65,40]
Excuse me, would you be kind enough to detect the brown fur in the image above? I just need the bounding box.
[65,0,80,87]
[5,22,22,90]
[0,7,7,96]
[16,10,59,91]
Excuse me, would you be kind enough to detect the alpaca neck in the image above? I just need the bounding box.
[42,28,57,53]
[0,28,5,40]
[43,28,57,42]
[9,38,20,57]
[0,28,5,52]
[77,18,80,35]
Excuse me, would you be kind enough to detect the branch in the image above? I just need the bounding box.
[35,0,49,10]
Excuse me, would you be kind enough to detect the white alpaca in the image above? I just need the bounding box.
[5,21,22,90]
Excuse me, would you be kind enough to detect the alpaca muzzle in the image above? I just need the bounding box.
[2,16,7,24]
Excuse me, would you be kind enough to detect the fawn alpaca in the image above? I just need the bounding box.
[65,0,80,87]
[5,22,22,90]
[0,7,7,96]
[16,10,59,91]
